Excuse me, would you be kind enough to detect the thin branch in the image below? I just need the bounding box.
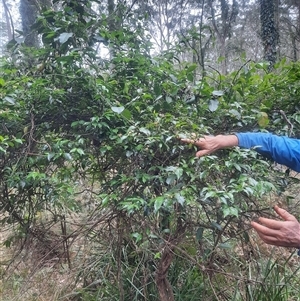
[125,0,138,18]
[279,110,294,137]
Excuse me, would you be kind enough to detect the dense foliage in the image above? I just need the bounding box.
[1,1,300,300]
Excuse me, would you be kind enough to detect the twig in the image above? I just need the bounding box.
[279,110,294,137]
[125,0,138,18]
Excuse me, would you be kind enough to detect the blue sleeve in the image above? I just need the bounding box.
[236,133,300,172]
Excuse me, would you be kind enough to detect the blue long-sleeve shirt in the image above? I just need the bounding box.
[236,133,300,172]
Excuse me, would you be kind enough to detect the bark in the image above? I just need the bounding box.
[155,217,185,301]
[20,0,39,47]
[155,246,175,301]
[260,0,279,70]
[108,0,116,32]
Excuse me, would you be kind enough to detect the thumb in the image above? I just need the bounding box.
[274,205,297,222]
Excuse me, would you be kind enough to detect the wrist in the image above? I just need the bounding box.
[216,135,239,149]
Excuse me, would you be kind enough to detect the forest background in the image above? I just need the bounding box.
[1,0,300,300]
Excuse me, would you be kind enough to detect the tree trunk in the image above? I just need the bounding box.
[260,0,279,70]
[20,0,39,47]
[155,246,175,301]
[155,216,185,301]
[209,0,239,74]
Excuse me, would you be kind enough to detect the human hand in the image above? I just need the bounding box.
[181,135,238,157]
[251,205,300,248]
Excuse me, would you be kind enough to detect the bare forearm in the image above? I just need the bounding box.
[181,134,239,157]
[214,135,239,149]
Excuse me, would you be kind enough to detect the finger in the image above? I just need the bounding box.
[181,137,204,143]
[180,138,195,144]
[256,217,282,230]
[274,205,297,222]
[196,149,211,157]
[251,221,295,247]
[255,232,281,246]
[251,221,279,236]
[251,222,272,242]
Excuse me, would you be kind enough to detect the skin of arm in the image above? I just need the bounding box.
[181,134,300,249]
[181,135,238,157]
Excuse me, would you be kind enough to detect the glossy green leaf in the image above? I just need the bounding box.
[208,99,219,112]
[212,90,224,97]
[4,96,15,105]
[175,193,185,205]
[211,221,222,231]
[154,197,164,212]
[223,206,239,218]
[111,106,125,114]
[56,32,73,44]
[196,227,204,242]
[122,109,132,119]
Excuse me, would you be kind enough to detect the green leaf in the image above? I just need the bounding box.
[56,32,73,44]
[165,166,183,180]
[293,113,300,124]
[166,174,176,185]
[166,96,172,103]
[187,72,194,82]
[208,99,219,112]
[233,163,241,172]
[203,190,215,200]
[122,109,132,119]
[111,106,125,114]
[13,138,23,145]
[257,112,269,128]
[175,193,185,205]
[212,90,224,97]
[243,232,250,243]
[76,148,85,155]
[0,147,6,153]
[211,221,222,231]
[223,206,239,218]
[154,252,161,259]
[154,82,162,96]
[196,227,204,242]
[154,197,164,212]
[218,243,232,249]
[47,153,55,161]
[4,96,15,105]
[131,232,142,242]
[186,64,197,73]
[64,153,73,161]
[139,127,151,135]
[228,109,241,119]
[174,167,183,180]
[170,74,177,82]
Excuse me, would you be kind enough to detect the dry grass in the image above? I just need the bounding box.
[0,213,89,301]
